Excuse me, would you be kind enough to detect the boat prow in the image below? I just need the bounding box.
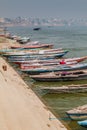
[78,120,87,128]
[66,104,87,120]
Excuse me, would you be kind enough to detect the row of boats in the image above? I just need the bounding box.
[1,37,87,128]
[1,39,87,82]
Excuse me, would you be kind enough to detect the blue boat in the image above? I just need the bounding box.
[6,51,69,62]
[78,120,87,128]
[21,63,87,75]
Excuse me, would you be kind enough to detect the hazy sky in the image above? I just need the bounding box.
[0,0,87,19]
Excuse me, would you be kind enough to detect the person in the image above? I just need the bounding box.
[2,64,7,71]
[59,59,66,64]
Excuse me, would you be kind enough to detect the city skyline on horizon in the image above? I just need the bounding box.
[0,0,87,19]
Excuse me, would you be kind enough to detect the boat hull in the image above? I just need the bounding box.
[78,120,87,128]
[7,51,68,62]
[66,113,87,120]
[21,63,87,75]
[30,74,87,81]
[66,104,87,120]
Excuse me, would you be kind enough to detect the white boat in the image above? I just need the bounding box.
[17,36,30,44]
[66,104,87,120]
[30,70,87,81]
[21,63,87,75]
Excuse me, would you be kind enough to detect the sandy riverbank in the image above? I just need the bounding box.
[0,37,68,130]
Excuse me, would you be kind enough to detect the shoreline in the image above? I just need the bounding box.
[0,37,69,130]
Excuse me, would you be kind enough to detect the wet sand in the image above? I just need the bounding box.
[0,37,68,130]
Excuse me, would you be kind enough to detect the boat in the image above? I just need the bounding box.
[20,60,77,69]
[19,55,87,69]
[20,62,60,69]
[21,63,87,75]
[10,43,53,49]
[66,104,87,120]
[16,36,30,44]
[30,70,87,81]
[10,56,87,66]
[63,56,87,63]
[41,84,87,94]
[78,120,87,128]
[2,48,67,57]
[6,51,69,62]
[33,27,41,31]
[0,47,63,55]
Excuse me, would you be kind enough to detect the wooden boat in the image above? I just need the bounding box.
[66,104,87,120]
[21,63,87,75]
[2,48,67,57]
[11,56,87,65]
[78,120,87,128]
[7,51,69,62]
[20,62,60,69]
[64,56,87,63]
[41,84,87,94]
[30,70,87,81]
[10,43,53,49]
[0,47,63,55]
[10,58,68,65]
[20,60,78,69]
[19,55,87,69]
[16,36,30,44]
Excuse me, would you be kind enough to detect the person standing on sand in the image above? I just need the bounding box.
[2,64,7,71]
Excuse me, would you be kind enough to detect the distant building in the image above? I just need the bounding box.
[0,18,5,23]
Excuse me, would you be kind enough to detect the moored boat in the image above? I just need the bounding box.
[6,51,69,62]
[66,104,87,120]
[0,47,63,55]
[10,56,87,66]
[10,43,53,49]
[16,36,30,44]
[0,49,67,56]
[21,63,87,75]
[40,84,87,94]
[30,70,87,81]
[78,120,87,128]
[20,60,77,69]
